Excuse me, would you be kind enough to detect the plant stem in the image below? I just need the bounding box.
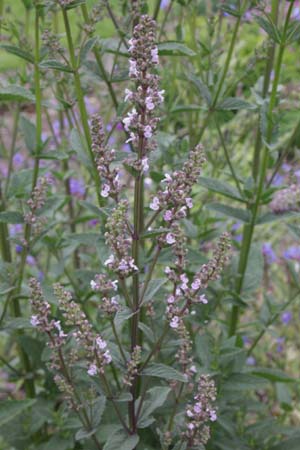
[228,1,295,337]
[61,6,102,207]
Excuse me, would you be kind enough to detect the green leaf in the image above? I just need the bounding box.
[142,363,187,382]
[250,367,295,383]
[217,97,256,111]
[80,37,98,64]
[0,85,35,103]
[103,430,139,450]
[64,0,86,10]
[286,21,300,44]
[242,244,264,293]
[1,318,31,331]
[64,233,103,246]
[90,396,106,428]
[137,387,171,428]
[158,41,196,57]
[187,73,212,106]
[198,176,244,202]
[0,211,24,224]
[70,128,91,167]
[39,59,73,73]
[255,15,281,43]
[206,202,251,222]
[0,44,34,63]
[20,116,36,153]
[220,4,241,17]
[0,400,36,427]
[223,373,267,391]
[269,436,300,450]
[75,428,96,441]
[170,104,203,113]
[142,278,167,305]
[114,307,135,329]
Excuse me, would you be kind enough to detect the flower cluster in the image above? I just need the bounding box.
[90,274,119,314]
[270,184,300,213]
[183,374,217,447]
[24,176,50,235]
[91,115,122,200]
[53,284,112,376]
[123,14,164,168]
[149,145,206,244]
[104,200,138,276]
[123,345,141,387]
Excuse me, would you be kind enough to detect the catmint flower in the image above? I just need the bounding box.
[145,96,155,110]
[69,178,85,198]
[30,315,40,327]
[124,88,133,102]
[170,316,180,328]
[166,233,176,245]
[96,336,107,350]
[270,184,300,213]
[141,157,149,173]
[191,278,201,290]
[283,246,300,261]
[101,184,110,198]
[144,125,153,139]
[104,254,115,267]
[90,280,98,290]
[198,294,208,304]
[163,210,173,221]
[262,242,277,264]
[151,47,159,64]
[186,197,193,209]
[87,364,98,376]
[150,196,160,210]
[246,356,256,366]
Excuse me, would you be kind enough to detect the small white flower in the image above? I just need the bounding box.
[199,294,208,304]
[150,196,160,211]
[87,364,97,376]
[128,258,138,271]
[90,280,98,290]
[96,336,107,349]
[141,157,149,173]
[145,96,155,110]
[103,350,112,364]
[186,197,193,209]
[101,184,110,198]
[190,365,197,373]
[111,296,119,306]
[165,266,172,275]
[191,278,201,290]
[112,280,118,291]
[30,315,40,327]
[170,316,179,328]
[158,90,165,103]
[151,46,159,64]
[104,254,115,266]
[118,259,128,271]
[167,295,175,304]
[194,402,202,414]
[210,410,217,422]
[186,409,194,418]
[187,423,195,430]
[129,59,138,77]
[161,173,172,183]
[180,274,188,284]
[144,125,153,139]
[126,132,137,144]
[124,88,133,102]
[178,206,187,217]
[166,233,176,245]
[163,210,173,221]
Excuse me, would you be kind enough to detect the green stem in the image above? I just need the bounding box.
[228,1,295,337]
[61,6,102,206]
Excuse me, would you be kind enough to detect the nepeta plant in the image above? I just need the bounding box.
[28,14,230,449]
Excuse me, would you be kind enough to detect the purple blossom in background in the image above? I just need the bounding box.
[271,173,284,187]
[116,122,123,131]
[246,356,256,366]
[15,244,23,254]
[38,271,44,282]
[281,311,292,325]
[69,178,85,198]
[13,152,25,168]
[232,222,243,242]
[0,160,8,176]
[10,224,23,236]
[292,3,300,20]
[160,0,170,10]
[262,242,277,264]
[276,337,285,353]
[283,246,300,261]
[26,255,36,266]
[242,335,251,346]
[282,163,291,173]
[88,218,99,227]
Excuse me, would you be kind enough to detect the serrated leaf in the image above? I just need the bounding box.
[70,128,91,167]
[0,400,37,427]
[158,41,196,56]
[90,396,106,428]
[198,176,244,202]
[250,367,295,383]
[114,307,135,329]
[187,73,212,106]
[75,428,96,441]
[269,436,300,450]
[0,44,34,63]
[137,387,171,428]
[206,202,250,222]
[39,59,73,73]
[142,278,167,305]
[20,116,36,153]
[0,85,35,103]
[223,373,267,391]
[255,15,281,43]
[80,37,98,64]
[103,430,139,450]
[217,97,256,111]
[0,211,24,224]
[143,363,187,382]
